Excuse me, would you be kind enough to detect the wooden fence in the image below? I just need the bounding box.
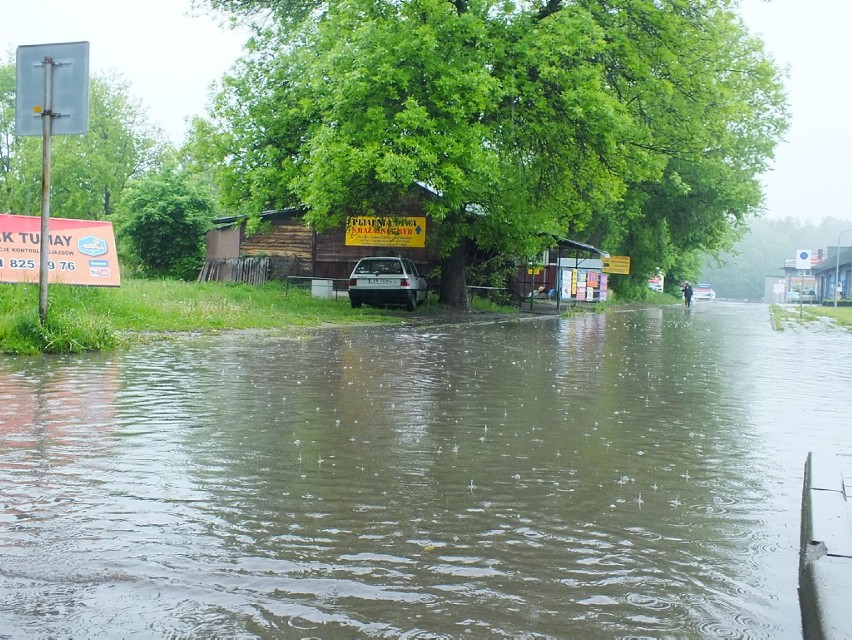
[197,257,269,285]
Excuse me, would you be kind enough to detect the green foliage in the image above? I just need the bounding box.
[0,68,165,218]
[114,166,217,280]
[0,61,14,204]
[465,253,516,290]
[586,4,789,299]
[196,0,789,307]
[0,284,116,354]
[0,279,410,353]
[666,251,705,294]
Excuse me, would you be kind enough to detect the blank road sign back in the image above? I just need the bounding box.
[15,41,90,136]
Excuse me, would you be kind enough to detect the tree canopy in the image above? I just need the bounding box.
[0,65,164,220]
[197,0,789,305]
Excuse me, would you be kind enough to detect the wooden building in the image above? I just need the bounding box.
[200,200,440,285]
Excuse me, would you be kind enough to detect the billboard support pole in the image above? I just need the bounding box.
[38,56,55,326]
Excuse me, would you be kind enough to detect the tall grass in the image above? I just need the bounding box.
[769,304,789,331]
[0,284,116,354]
[0,280,401,354]
[5,278,717,354]
[101,279,385,331]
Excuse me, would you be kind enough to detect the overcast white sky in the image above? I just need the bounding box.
[0,0,247,144]
[739,0,852,225]
[1,0,849,225]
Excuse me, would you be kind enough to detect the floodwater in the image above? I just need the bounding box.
[1,302,851,639]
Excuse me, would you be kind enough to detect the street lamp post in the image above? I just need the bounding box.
[834,228,852,308]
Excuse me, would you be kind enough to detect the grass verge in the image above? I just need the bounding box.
[798,304,852,330]
[0,280,419,354]
[769,304,791,331]
[769,303,852,331]
[1,279,715,355]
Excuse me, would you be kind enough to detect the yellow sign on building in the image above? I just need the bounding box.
[345,216,426,248]
[602,255,631,275]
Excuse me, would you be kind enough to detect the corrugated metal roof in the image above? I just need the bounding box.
[212,206,307,228]
[537,233,609,257]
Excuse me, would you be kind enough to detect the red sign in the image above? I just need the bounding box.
[0,214,120,286]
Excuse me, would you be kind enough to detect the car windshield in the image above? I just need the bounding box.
[354,259,404,275]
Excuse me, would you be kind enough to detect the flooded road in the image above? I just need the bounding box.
[1,302,851,638]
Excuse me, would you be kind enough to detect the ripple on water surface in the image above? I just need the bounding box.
[2,305,843,636]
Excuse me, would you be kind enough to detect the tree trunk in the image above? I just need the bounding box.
[440,237,470,311]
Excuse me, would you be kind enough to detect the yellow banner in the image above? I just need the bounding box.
[0,214,120,286]
[345,216,426,248]
[602,255,630,275]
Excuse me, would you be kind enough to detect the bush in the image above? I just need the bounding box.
[114,166,216,280]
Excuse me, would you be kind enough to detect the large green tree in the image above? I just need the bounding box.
[197,0,787,306]
[585,4,788,296]
[0,61,14,207]
[0,66,164,219]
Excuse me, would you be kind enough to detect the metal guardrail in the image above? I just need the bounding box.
[286,276,351,300]
[285,276,349,287]
[466,285,508,303]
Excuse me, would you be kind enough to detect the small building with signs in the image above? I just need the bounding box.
[200,200,440,285]
[763,275,787,303]
[516,237,613,307]
[201,196,624,305]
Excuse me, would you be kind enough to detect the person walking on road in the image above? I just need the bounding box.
[682,281,694,308]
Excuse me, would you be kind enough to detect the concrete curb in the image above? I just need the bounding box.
[800,452,852,639]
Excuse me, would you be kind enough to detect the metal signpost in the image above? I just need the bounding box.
[796,249,811,318]
[15,41,89,324]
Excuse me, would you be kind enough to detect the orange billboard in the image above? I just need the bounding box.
[0,214,120,286]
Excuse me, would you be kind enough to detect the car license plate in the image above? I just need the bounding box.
[367,278,394,284]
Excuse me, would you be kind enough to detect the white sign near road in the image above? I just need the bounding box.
[795,249,812,270]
